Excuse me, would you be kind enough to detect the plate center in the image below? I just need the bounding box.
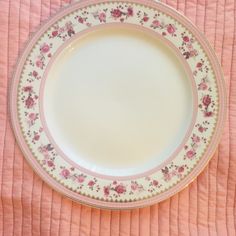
[43,26,193,176]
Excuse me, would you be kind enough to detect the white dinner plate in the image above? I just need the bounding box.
[10,0,226,209]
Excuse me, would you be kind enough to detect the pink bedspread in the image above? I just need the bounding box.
[0,0,235,235]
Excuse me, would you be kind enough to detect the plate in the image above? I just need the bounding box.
[10,0,226,209]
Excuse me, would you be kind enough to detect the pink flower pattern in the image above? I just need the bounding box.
[77,174,86,183]
[92,11,107,23]
[28,113,37,125]
[179,32,198,59]
[115,184,126,194]
[198,82,208,90]
[48,21,75,41]
[151,20,161,28]
[61,168,70,178]
[18,3,218,199]
[167,24,176,35]
[98,12,106,22]
[40,43,50,53]
[111,9,122,18]
[104,186,110,196]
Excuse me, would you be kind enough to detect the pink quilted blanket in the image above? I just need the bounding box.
[0,0,235,235]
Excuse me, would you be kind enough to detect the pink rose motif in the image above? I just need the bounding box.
[167,24,176,34]
[152,180,159,186]
[52,30,58,37]
[34,133,40,141]
[171,170,178,177]
[113,180,117,185]
[32,71,38,77]
[198,126,204,133]
[204,111,213,117]
[88,180,95,187]
[131,182,138,191]
[187,43,193,50]
[183,36,190,42]
[192,135,200,143]
[61,169,70,178]
[127,7,133,16]
[186,150,195,159]
[40,43,50,53]
[163,173,171,181]
[77,175,85,183]
[28,113,37,126]
[65,22,73,30]
[190,50,197,57]
[47,160,54,167]
[98,12,106,22]
[199,82,208,90]
[36,59,43,69]
[115,184,126,194]
[78,16,84,23]
[104,186,110,196]
[143,16,149,22]
[152,20,160,28]
[197,62,202,68]
[29,113,37,121]
[178,166,185,173]
[202,95,211,107]
[25,96,34,109]
[39,146,48,155]
[59,27,65,33]
[111,9,122,18]
[23,86,33,92]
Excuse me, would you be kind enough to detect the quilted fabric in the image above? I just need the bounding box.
[0,0,235,235]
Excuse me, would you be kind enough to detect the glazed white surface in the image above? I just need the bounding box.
[43,27,193,176]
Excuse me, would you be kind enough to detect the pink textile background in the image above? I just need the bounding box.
[0,0,235,235]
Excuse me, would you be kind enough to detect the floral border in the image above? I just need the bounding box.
[17,2,218,201]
